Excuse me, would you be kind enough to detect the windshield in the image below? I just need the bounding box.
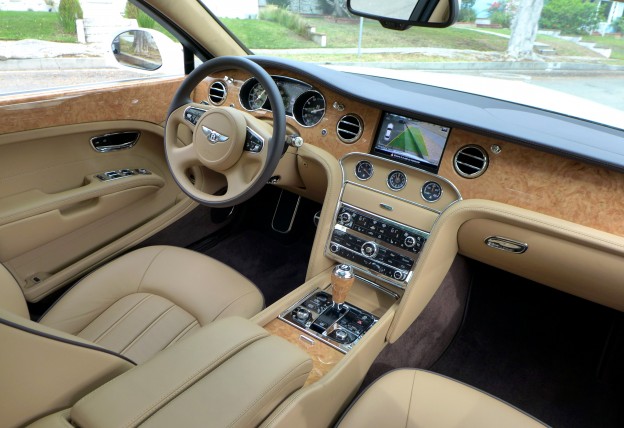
[201,0,624,130]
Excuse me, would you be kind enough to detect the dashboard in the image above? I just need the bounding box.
[198,59,624,240]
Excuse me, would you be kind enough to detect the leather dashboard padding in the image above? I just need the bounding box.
[337,369,546,427]
[387,199,624,343]
[458,218,624,312]
[69,317,312,428]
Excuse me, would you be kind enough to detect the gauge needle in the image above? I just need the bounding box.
[307,108,324,113]
[254,90,266,103]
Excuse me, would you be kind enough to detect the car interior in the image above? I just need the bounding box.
[1,0,624,427]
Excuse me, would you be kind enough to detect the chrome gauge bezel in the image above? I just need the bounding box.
[354,160,374,181]
[421,180,443,202]
[387,170,407,191]
[293,90,326,128]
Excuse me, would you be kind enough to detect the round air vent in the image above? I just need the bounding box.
[208,81,227,105]
[453,145,489,178]
[336,114,363,144]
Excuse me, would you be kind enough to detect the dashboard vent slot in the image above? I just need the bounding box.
[336,114,363,144]
[454,145,489,178]
[209,81,227,105]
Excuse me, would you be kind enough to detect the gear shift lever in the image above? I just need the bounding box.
[331,264,354,309]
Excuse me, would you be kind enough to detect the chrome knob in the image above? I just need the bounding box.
[335,329,348,341]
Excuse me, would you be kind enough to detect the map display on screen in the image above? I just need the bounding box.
[372,112,450,172]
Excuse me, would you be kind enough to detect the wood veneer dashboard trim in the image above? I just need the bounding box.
[0,77,206,134]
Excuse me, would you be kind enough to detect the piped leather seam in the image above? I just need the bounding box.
[163,319,199,349]
[212,289,260,321]
[119,303,177,355]
[83,294,153,344]
[405,371,417,428]
[124,331,269,428]
[136,247,167,293]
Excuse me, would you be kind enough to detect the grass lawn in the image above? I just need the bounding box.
[222,18,317,49]
[308,18,509,51]
[0,11,76,42]
[583,35,624,60]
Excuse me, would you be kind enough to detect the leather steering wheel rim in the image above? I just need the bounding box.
[164,56,285,208]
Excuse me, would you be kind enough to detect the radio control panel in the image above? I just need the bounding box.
[326,203,429,288]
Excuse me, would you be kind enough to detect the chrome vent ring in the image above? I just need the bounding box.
[208,81,227,105]
[453,145,489,178]
[336,114,363,144]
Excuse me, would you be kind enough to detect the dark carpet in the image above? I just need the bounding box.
[430,261,624,428]
[203,228,313,306]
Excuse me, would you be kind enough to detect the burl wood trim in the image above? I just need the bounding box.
[439,128,624,237]
[264,318,343,386]
[0,77,206,135]
[199,68,380,159]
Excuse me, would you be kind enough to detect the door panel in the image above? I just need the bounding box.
[0,74,225,302]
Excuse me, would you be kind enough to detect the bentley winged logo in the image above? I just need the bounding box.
[201,126,229,144]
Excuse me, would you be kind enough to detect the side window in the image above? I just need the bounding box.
[0,1,184,96]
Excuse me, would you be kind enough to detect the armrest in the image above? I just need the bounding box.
[67,317,312,428]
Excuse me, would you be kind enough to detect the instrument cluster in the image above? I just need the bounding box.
[239,75,326,127]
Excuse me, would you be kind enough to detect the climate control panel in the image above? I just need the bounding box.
[327,204,429,288]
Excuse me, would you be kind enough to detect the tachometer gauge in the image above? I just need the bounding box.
[421,181,442,202]
[355,160,374,180]
[294,91,325,127]
[387,170,407,191]
[248,82,267,110]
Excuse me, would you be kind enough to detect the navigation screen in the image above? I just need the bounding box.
[372,112,450,173]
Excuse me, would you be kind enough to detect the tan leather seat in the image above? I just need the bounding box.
[338,369,547,428]
[1,245,264,365]
[1,245,264,427]
[36,245,264,364]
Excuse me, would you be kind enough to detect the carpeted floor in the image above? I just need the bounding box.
[203,228,313,306]
[429,262,624,428]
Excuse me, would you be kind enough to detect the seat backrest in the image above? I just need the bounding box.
[0,263,28,318]
[0,264,135,427]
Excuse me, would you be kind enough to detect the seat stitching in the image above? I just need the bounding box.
[124,332,268,428]
[85,294,153,344]
[136,247,167,293]
[119,303,177,355]
[163,320,199,349]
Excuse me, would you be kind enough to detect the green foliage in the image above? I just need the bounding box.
[0,11,76,42]
[124,2,156,29]
[458,0,476,23]
[259,5,310,38]
[490,10,511,28]
[540,0,601,35]
[613,17,623,33]
[267,0,291,8]
[58,0,83,34]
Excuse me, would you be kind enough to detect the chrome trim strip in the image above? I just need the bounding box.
[354,274,401,300]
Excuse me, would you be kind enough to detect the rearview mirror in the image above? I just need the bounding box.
[347,0,458,30]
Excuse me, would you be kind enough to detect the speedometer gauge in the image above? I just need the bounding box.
[248,82,267,110]
[294,91,325,127]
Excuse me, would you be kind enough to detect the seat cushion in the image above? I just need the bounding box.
[39,246,264,363]
[338,369,547,428]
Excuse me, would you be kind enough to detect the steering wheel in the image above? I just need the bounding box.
[164,56,286,207]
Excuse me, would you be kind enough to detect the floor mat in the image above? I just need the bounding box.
[430,262,624,428]
[203,229,312,306]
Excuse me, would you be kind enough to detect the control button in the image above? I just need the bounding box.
[393,270,407,281]
[295,308,311,322]
[361,241,379,258]
[330,243,339,253]
[404,236,416,248]
[338,212,352,225]
[335,329,348,341]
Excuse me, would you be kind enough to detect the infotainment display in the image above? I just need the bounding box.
[371,112,450,173]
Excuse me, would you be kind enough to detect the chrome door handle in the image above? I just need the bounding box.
[90,131,140,152]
